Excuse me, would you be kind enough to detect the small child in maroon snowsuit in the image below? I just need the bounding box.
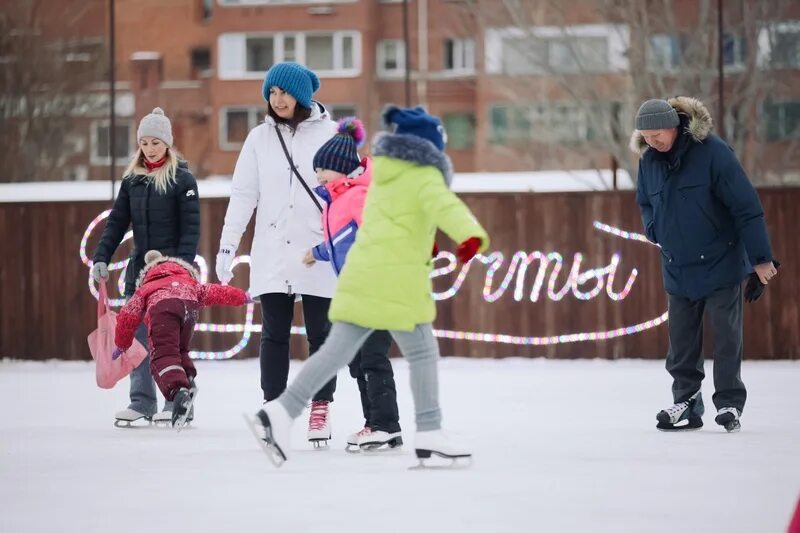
[114,250,250,427]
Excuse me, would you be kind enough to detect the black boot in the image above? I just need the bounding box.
[656,391,704,431]
[171,388,193,429]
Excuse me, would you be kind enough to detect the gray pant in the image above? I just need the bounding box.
[128,322,170,415]
[280,322,442,431]
[666,284,746,412]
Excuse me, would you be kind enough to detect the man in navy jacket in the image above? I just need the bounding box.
[632,97,777,433]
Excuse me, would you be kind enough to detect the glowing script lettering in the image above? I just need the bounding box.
[80,211,667,358]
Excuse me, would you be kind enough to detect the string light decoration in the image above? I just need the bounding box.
[81,211,667,353]
[592,221,658,246]
[431,248,638,304]
[432,311,668,346]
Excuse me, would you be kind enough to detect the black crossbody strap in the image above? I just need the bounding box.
[275,125,323,213]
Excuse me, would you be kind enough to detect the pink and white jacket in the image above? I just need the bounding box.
[312,157,372,275]
[115,256,248,350]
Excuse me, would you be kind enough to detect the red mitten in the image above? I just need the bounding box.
[456,237,482,264]
[432,242,440,258]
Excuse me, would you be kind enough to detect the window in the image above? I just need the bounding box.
[191,47,211,76]
[219,31,361,79]
[328,105,358,121]
[377,39,405,78]
[444,38,475,73]
[201,0,212,21]
[442,113,475,149]
[500,35,608,74]
[91,121,133,165]
[307,35,334,71]
[550,37,608,73]
[246,37,274,72]
[763,102,800,141]
[220,107,264,150]
[283,35,297,62]
[342,35,354,69]
[489,103,605,144]
[490,105,510,143]
[770,27,800,68]
[722,33,747,69]
[502,37,546,74]
[647,34,681,71]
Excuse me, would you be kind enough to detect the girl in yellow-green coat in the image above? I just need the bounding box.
[248,106,490,467]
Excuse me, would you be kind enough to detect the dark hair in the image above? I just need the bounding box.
[267,102,312,130]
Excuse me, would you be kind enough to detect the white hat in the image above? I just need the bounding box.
[137,107,173,146]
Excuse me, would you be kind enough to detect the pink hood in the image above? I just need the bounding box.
[320,157,372,234]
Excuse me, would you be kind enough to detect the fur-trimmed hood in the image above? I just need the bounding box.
[135,252,199,289]
[371,132,453,186]
[629,97,714,157]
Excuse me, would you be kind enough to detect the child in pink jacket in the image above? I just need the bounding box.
[302,117,403,452]
[114,250,250,428]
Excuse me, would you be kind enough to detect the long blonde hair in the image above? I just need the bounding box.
[123,146,182,194]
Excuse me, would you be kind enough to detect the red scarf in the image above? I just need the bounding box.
[143,156,167,172]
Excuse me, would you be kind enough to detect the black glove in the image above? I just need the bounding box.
[744,260,780,303]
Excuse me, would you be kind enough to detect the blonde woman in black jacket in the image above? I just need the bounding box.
[91,107,200,427]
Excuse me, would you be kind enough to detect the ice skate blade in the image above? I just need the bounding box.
[345,444,361,454]
[155,419,193,428]
[656,417,703,432]
[719,420,741,433]
[243,413,286,467]
[113,417,152,428]
[359,436,404,453]
[409,455,472,470]
[409,449,473,470]
[309,438,330,449]
[173,388,199,433]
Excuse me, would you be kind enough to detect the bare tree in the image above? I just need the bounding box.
[0,0,105,182]
[461,0,799,185]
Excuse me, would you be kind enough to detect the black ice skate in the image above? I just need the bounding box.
[171,386,197,432]
[656,391,704,432]
[156,378,197,427]
[714,407,741,433]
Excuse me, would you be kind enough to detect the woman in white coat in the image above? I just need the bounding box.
[216,62,339,446]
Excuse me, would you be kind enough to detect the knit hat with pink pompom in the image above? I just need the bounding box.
[312,117,366,175]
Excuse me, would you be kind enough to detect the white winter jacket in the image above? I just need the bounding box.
[219,102,339,297]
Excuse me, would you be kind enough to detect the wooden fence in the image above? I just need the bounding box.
[1,190,797,361]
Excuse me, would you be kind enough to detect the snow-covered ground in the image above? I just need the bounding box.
[1,357,798,533]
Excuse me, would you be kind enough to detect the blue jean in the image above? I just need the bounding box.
[128,323,172,415]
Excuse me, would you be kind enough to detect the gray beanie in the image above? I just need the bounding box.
[137,107,173,146]
[635,99,680,130]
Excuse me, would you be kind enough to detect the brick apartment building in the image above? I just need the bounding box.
[6,0,798,182]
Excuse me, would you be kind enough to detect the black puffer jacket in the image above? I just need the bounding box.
[93,161,200,296]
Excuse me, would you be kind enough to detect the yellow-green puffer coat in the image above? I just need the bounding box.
[329,132,489,331]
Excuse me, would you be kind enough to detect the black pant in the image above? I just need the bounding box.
[666,284,746,412]
[259,293,336,402]
[348,330,401,433]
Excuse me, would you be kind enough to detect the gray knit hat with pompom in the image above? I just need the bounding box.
[137,107,173,146]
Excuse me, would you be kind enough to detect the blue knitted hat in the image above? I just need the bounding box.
[383,105,447,151]
[313,117,366,175]
[262,62,320,108]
